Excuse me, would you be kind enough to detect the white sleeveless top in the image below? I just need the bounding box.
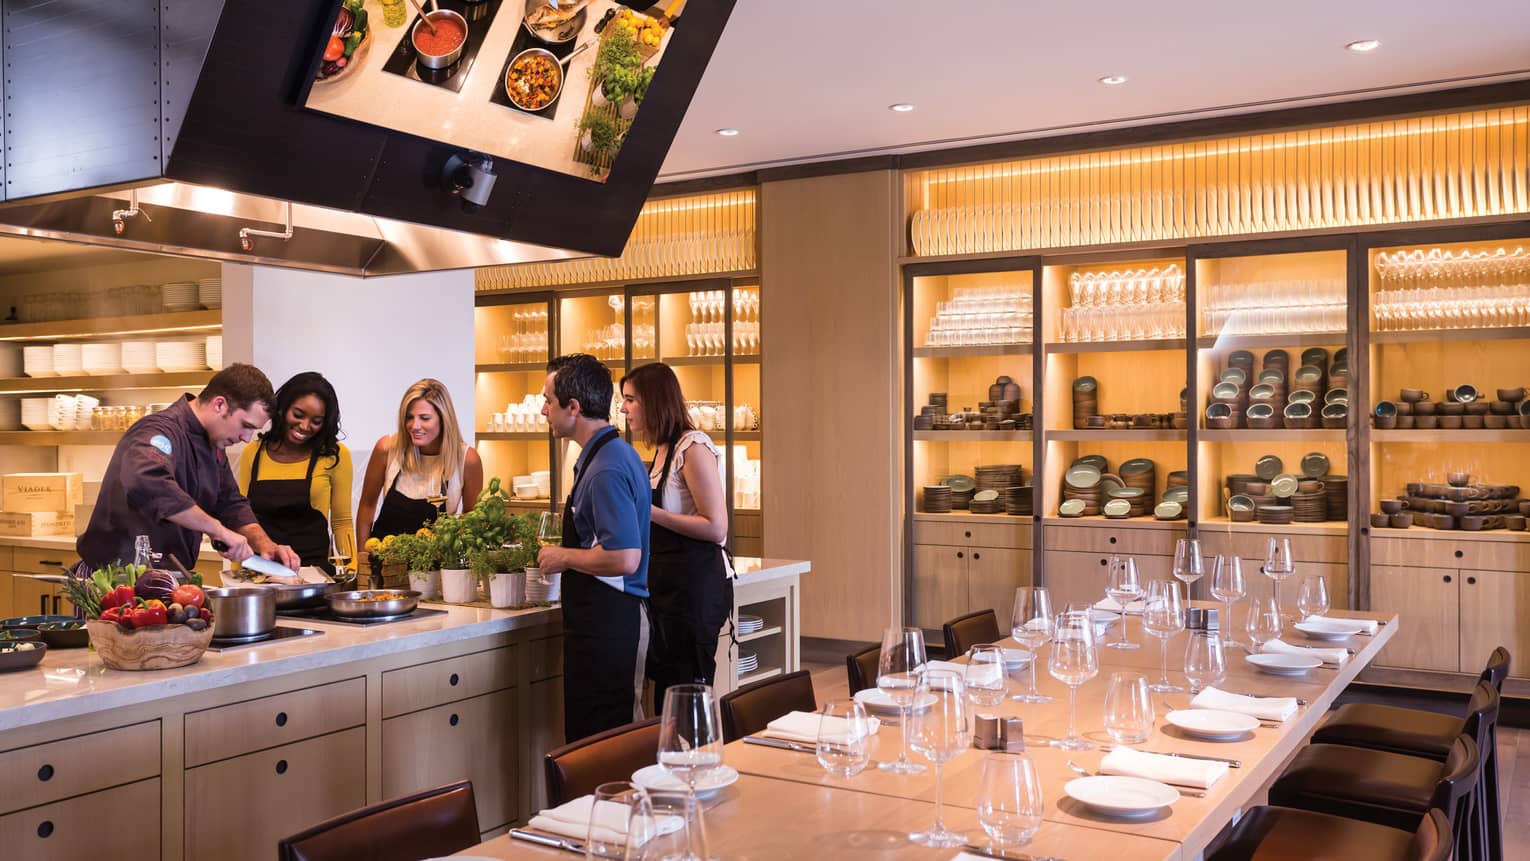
[650,430,726,547]
[386,445,467,514]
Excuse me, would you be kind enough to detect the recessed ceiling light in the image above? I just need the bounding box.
[1098,75,1128,86]
[1345,39,1381,52]
[715,128,740,137]
[889,103,916,113]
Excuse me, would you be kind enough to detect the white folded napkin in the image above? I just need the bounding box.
[761,710,880,744]
[1262,638,1348,667]
[1307,615,1379,635]
[527,795,682,846]
[924,659,967,675]
[1191,686,1299,722]
[1094,596,1146,614]
[961,661,1004,686]
[1100,746,1228,789]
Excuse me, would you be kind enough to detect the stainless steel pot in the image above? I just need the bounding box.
[412,10,468,70]
[205,587,277,640]
[270,578,354,611]
[326,590,421,620]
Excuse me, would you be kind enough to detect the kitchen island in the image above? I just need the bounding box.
[0,556,808,861]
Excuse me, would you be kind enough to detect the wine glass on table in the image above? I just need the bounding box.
[657,684,724,799]
[1210,555,1246,648]
[1264,536,1295,623]
[1172,538,1204,596]
[1297,574,1330,622]
[964,644,1008,709]
[1142,580,1186,693]
[1246,592,1282,653]
[976,752,1044,851]
[328,529,354,583]
[1104,556,1142,650]
[876,626,928,774]
[907,669,971,847]
[1010,587,1054,703]
[1049,610,1100,750]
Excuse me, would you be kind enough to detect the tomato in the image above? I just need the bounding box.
[172,584,205,610]
[323,36,346,62]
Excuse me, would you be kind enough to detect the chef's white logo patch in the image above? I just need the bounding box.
[149,435,173,455]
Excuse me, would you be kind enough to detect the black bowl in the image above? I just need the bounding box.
[1,614,75,630]
[0,640,46,672]
[37,620,89,649]
[0,628,41,643]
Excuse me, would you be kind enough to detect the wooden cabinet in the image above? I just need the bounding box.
[11,575,63,618]
[1458,569,1530,676]
[382,646,517,718]
[967,547,1033,631]
[0,720,159,815]
[0,777,159,860]
[381,688,519,832]
[911,544,967,630]
[1041,549,1113,612]
[185,727,366,861]
[1370,564,1460,673]
[185,677,365,767]
[912,516,1032,634]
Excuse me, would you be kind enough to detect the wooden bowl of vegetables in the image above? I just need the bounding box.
[66,564,216,671]
[87,620,212,671]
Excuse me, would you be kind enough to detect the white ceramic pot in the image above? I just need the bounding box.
[408,569,441,600]
[618,97,638,121]
[580,130,594,153]
[441,568,477,603]
[592,83,611,108]
[488,571,526,608]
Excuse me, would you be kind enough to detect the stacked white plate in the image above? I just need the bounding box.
[49,394,77,430]
[22,346,56,377]
[198,278,222,309]
[52,343,83,375]
[155,339,207,372]
[0,344,22,377]
[737,651,759,675]
[121,341,157,374]
[20,397,51,429]
[737,614,764,635]
[162,282,199,312]
[525,571,561,602]
[81,342,125,375]
[0,399,19,430]
[205,335,223,369]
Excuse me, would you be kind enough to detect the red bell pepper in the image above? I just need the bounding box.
[171,584,205,610]
[99,606,126,626]
[131,600,168,628]
[102,585,136,611]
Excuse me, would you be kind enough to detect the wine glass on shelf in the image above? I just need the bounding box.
[1172,538,1204,595]
[1141,580,1186,693]
[538,512,563,549]
[656,684,724,798]
[876,626,928,774]
[907,669,971,848]
[1104,556,1142,650]
[1263,537,1295,623]
[975,752,1044,851]
[1210,555,1246,647]
[1009,587,1054,703]
[1049,610,1100,750]
[1297,574,1330,622]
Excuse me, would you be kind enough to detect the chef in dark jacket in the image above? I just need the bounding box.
[78,364,301,571]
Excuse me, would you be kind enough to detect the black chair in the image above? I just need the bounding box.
[846,644,879,694]
[278,780,480,861]
[941,609,1002,657]
[1208,806,1450,861]
[543,716,662,807]
[718,669,816,742]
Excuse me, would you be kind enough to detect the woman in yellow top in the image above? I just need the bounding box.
[236,372,354,575]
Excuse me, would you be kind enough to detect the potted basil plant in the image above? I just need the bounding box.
[431,514,481,603]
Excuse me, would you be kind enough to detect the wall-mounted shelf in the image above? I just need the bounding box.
[706,431,762,442]
[477,432,549,441]
[914,512,1034,524]
[1371,327,1530,345]
[1042,515,1186,530]
[1046,429,1186,442]
[0,371,212,395]
[914,430,1032,442]
[475,362,548,373]
[0,430,123,445]
[913,344,1033,359]
[1045,338,1187,354]
[1198,429,1347,442]
[1197,517,1348,536]
[664,355,761,367]
[1371,430,1530,444]
[0,310,222,342]
[737,625,783,644]
[1194,333,1347,350]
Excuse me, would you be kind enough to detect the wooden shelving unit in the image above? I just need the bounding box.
[1198,429,1347,442]
[1194,333,1347,350]
[0,310,221,342]
[913,344,1032,359]
[0,371,212,395]
[476,432,549,441]
[1371,430,1530,444]
[913,430,1031,442]
[0,431,123,445]
[663,355,761,367]
[1371,327,1530,345]
[474,362,548,373]
[1045,338,1187,354]
[1046,429,1185,442]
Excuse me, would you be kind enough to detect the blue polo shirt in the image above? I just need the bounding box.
[568,426,650,597]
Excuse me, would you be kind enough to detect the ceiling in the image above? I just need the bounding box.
[658,0,1530,181]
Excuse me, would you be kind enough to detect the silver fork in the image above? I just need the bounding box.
[1065,759,1205,798]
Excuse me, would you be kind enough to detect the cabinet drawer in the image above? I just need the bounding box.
[1045,524,1184,556]
[186,727,365,861]
[0,720,159,815]
[1367,536,1526,571]
[527,636,563,682]
[383,646,517,718]
[10,548,77,575]
[1200,531,1347,565]
[913,519,1031,549]
[0,777,159,860]
[382,688,519,830]
[185,677,365,767]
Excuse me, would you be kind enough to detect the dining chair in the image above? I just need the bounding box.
[846,644,879,694]
[277,780,479,861]
[718,669,816,742]
[1313,647,1509,860]
[941,609,1002,657]
[1207,806,1450,861]
[543,716,662,807]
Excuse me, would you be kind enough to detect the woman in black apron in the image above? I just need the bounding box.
[357,379,483,549]
[236,372,353,575]
[619,364,733,707]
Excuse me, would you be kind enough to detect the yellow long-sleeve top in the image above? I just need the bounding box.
[236,442,355,556]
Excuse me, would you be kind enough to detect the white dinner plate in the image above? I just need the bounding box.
[1001,647,1034,668]
[853,687,937,714]
[631,763,739,797]
[1165,709,1260,740]
[1064,775,1178,817]
[1245,653,1322,675]
[1294,618,1366,640]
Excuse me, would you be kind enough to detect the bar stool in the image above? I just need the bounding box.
[277,780,479,861]
[719,669,816,741]
[941,609,1002,656]
[1208,807,1450,861]
[1313,647,1509,861]
[846,644,879,694]
[543,716,662,806]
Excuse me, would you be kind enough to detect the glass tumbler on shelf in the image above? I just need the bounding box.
[876,626,928,774]
[964,644,1008,708]
[816,699,873,777]
[976,752,1044,850]
[1297,574,1330,622]
[1104,555,1142,650]
[1210,555,1247,647]
[1103,672,1154,745]
[1049,609,1099,750]
[1010,587,1054,703]
[1142,580,1186,693]
[907,669,971,848]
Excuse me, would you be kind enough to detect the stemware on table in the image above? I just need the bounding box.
[1246,592,1282,652]
[1010,587,1055,703]
[876,626,928,774]
[1183,613,1227,693]
[656,684,724,797]
[628,789,709,861]
[1049,609,1100,750]
[1210,555,1247,647]
[1172,539,1204,594]
[586,780,646,860]
[1142,580,1187,693]
[815,699,873,777]
[1297,574,1330,622]
[1263,537,1296,622]
[976,752,1044,850]
[907,669,971,848]
[1103,671,1154,745]
[1104,555,1142,651]
[964,644,1008,708]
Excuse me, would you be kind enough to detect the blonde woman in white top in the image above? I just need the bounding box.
[357,378,483,548]
[620,363,732,705]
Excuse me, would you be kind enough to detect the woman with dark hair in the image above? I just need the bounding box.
[620,362,732,705]
[236,371,354,575]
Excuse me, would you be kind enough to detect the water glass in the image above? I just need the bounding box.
[586,781,645,860]
[1246,592,1282,651]
[1048,610,1099,750]
[1142,580,1186,693]
[1297,574,1330,621]
[1210,555,1247,646]
[976,752,1044,848]
[877,626,928,774]
[1010,587,1054,703]
[628,789,708,861]
[965,645,1008,708]
[1172,539,1204,592]
[1103,672,1154,745]
[1104,556,1142,650]
[816,699,872,777]
[656,685,724,794]
[1184,626,1227,693]
[908,669,971,847]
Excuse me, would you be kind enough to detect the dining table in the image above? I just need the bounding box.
[455,606,1395,861]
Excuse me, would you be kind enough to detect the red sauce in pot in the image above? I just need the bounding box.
[414,14,466,57]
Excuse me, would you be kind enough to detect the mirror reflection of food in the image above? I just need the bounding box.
[507,52,562,110]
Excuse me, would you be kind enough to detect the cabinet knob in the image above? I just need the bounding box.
[275,711,288,727]
[1444,575,1453,583]
[36,764,52,782]
[449,713,460,727]
[973,552,981,561]
[956,552,964,559]
[964,531,971,539]
[1099,558,1107,567]
[449,672,460,686]
[1467,576,1477,585]
[1108,537,1117,545]
[275,759,289,774]
[37,821,53,839]
[1454,550,1464,559]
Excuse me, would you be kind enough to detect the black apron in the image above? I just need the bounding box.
[561,427,650,743]
[645,437,733,707]
[247,443,333,575]
[370,470,446,541]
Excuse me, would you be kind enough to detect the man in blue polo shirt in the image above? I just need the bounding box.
[538,354,652,742]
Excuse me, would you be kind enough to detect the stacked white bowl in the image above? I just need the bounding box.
[205,335,223,369]
[155,339,207,372]
[49,394,77,430]
[81,343,124,375]
[532,470,551,498]
[52,343,83,375]
[197,278,222,309]
[20,397,51,429]
[512,474,538,499]
[161,282,199,312]
[121,341,157,373]
[22,346,55,377]
[72,394,100,430]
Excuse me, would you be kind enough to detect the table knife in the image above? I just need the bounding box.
[1137,749,1241,768]
[509,829,585,854]
[744,735,816,754]
[962,842,1059,861]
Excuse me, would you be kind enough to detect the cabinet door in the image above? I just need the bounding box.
[381,688,519,831]
[1040,549,1113,612]
[911,544,967,630]
[1458,570,1529,678]
[967,547,1032,632]
[11,577,57,618]
[1369,565,1459,672]
[185,727,366,861]
[0,777,159,860]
